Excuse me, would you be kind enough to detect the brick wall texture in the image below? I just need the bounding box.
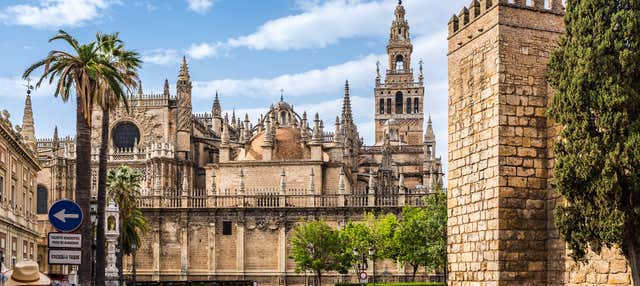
[448,2,633,285]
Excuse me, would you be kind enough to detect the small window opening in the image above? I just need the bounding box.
[223,221,232,235]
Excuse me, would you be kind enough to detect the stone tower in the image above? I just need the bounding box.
[445,0,595,285]
[176,56,193,159]
[374,0,424,145]
[21,91,36,150]
[211,91,222,134]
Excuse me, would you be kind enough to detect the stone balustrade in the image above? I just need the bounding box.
[136,188,440,209]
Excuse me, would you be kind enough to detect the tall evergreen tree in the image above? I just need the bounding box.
[547,0,640,284]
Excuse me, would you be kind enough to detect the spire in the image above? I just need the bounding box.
[280,89,284,102]
[212,91,221,117]
[368,169,375,194]
[342,80,353,124]
[334,116,343,144]
[178,56,190,81]
[425,114,435,141]
[375,61,381,85]
[163,79,170,98]
[419,58,424,83]
[21,89,35,149]
[137,79,143,96]
[239,169,245,194]
[53,126,59,150]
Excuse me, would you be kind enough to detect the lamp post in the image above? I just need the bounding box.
[131,242,137,286]
[368,248,376,286]
[352,249,368,285]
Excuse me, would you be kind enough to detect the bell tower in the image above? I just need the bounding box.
[374,0,424,145]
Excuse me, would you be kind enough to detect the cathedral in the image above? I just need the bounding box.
[31,1,443,285]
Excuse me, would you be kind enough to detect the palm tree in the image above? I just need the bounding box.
[93,33,141,286]
[23,30,131,286]
[107,166,148,284]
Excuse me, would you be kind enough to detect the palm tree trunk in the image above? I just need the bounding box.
[76,100,94,286]
[95,110,109,286]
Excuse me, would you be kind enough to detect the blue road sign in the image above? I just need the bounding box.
[48,199,83,232]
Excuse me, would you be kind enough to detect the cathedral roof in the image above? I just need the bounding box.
[245,127,306,161]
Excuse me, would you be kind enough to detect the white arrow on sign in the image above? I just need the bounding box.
[54,209,79,223]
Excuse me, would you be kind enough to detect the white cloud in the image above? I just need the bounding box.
[170,0,461,61]
[0,0,113,28]
[142,49,180,65]
[0,77,55,98]
[191,29,447,99]
[187,0,214,14]
[187,42,221,59]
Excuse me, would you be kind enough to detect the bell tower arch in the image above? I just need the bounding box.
[374,0,424,145]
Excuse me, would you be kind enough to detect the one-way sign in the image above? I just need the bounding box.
[48,199,83,232]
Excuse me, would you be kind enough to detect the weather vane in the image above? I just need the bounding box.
[23,78,34,95]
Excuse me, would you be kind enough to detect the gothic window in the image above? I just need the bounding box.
[112,122,140,149]
[280,111,287,125]
[395,55,404,71]
[379,99,385,114]
[414,98,420,113]
[386,99,392,114]
[395,92,404,114]
[37,184,47,214]
[222,221,232,235]
[406,98,412,114]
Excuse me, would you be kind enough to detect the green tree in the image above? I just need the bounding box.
[290,220,349,285]
[94,32,141,286]
[107,166,148,283]
[546,0,640,284]
[395,192,447,282]
[23,31,132,285]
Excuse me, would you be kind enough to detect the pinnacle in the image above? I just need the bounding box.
[178,56,190,81]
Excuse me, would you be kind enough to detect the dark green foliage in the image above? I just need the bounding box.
[395,192,447,281]
[290,220,351,286]
[546,0,640,283]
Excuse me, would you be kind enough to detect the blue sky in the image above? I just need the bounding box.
[0,0,469,169]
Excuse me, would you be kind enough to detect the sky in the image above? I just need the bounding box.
[0,0,469,175]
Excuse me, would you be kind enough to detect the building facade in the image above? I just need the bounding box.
[447,0,632,285]
[0,94,40,271]
[32,1,444,284]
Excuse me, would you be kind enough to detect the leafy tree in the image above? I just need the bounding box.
[23,31,133,286]
[369,213,399,260]
[395,192,447,281]
[107,166,148,283]
[290,220,350,285]
[546,0,640,284]
[94,32,141,286]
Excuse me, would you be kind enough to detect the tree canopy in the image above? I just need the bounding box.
[546,0,640,283]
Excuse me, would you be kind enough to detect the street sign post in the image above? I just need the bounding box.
[48,233,82,248]
[48,249,81,265]
[48,199,83,232]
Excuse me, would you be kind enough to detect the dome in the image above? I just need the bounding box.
[274,100,292,110]
[245,127,307,161]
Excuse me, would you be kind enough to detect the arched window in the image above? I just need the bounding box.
[112,122,140,149]
[414,98,420,113]
[36,184,47,214]
[280,111,287,125]
[386,98,392,114]
[395,92,404,114]
[379,99,385,114]
[395,55,404,71]
[406,98,412,114]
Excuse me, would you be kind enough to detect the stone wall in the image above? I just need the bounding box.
[132,208,418,285]
[447,1,633,285]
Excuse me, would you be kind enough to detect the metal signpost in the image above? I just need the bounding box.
[47,199,84,284]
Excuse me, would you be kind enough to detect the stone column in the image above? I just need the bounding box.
[181,215,188,276]
[236,221,245,275]
[278,226,286,276]
[208,222,216,275]
[153,221,160,280]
